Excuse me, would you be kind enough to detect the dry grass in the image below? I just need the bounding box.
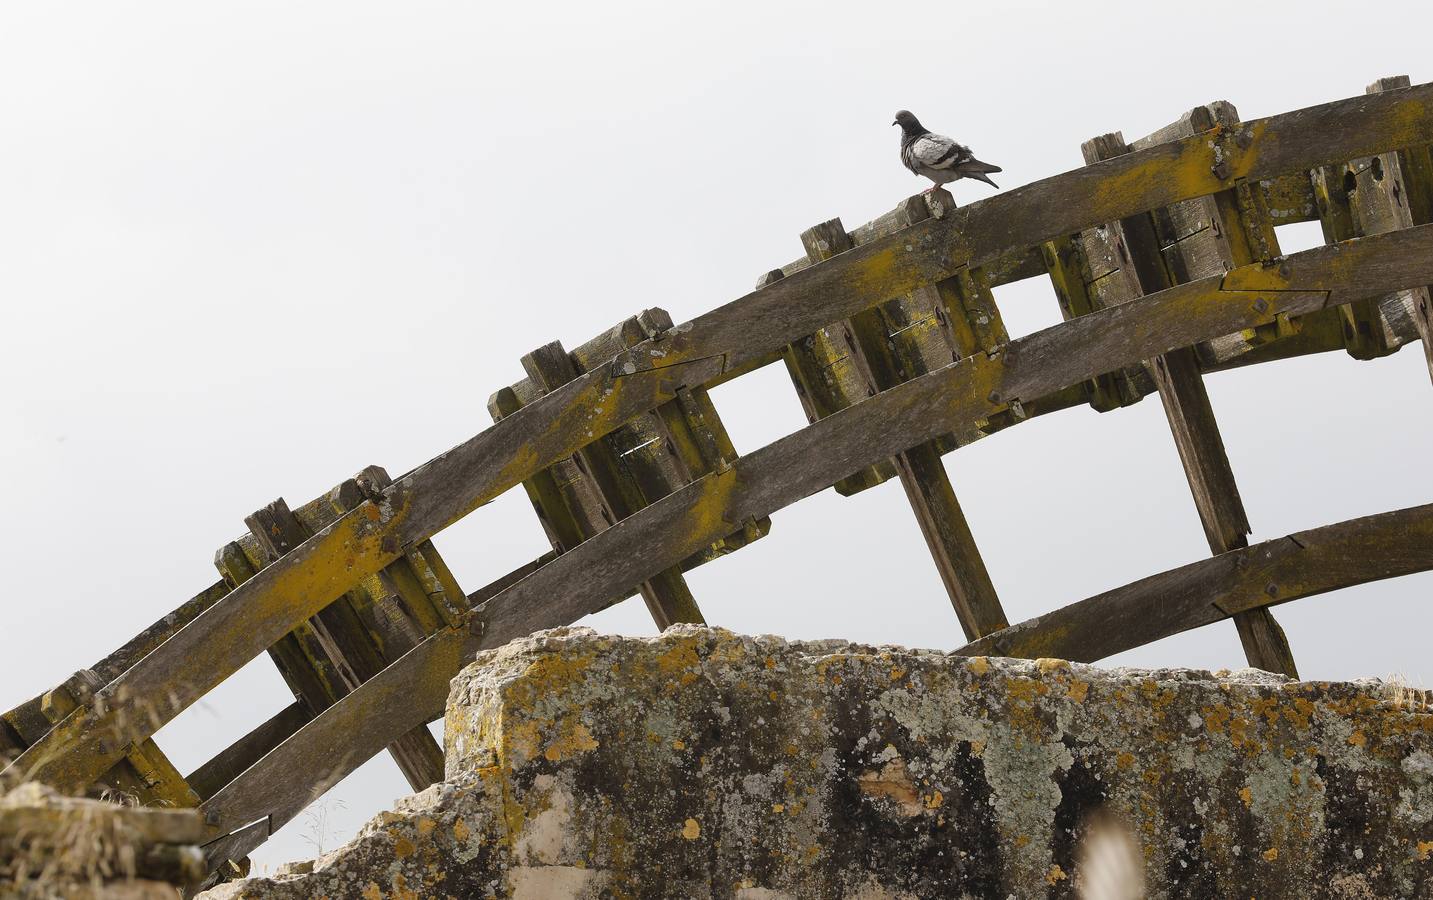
[1,783,140,891]
[1383,672,1432,714]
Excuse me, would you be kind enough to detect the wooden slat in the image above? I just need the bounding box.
[213,540,345,717]
[186,702,310,801]
[491,311,768,571]
[1,579,229,757]
[1041,234,1147,412]
[1084,119,1297,676]
[523,340,705,628]
[18,84,1433,793]
[197,627,469,868]
[958,503,1433,662]
[763,262,897,495]
[246,496,445,792]
[1353,76,1433,381]
[38,670,199,809]
[800,208,1007,639]
[192,224,1433,871]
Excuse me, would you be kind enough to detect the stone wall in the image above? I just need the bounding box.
[205,626,1433,899]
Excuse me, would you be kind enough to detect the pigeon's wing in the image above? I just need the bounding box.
[908,133,972,171]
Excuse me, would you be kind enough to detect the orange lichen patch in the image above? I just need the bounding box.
[1116,752,1136,771]
[657,640,702,677]
[504,720,544,766]
[681,818,701,840]
[453,818,470,843]
[390,874,419,900]
[890,667,906,681]
[1283,697,1316,731]
[1046,864,1067,885]
[772,803,785,814]
[511,650,598,705]
[969,740,986,758]
[671,739,686,751]
[1067,680,1090,704]
[543,722,599,762]
[1035,658,1069,674]
[968,657,991,676]
[1417,840,1433,862]
[925,790,944,809]
[1239,786,1253,808]
[1347,730,1367,748]
[415,817,436,838]
[362,883,383,900]
[392,835,417,859]
[857,758,923,818]
[1262,847,1279,862]
[1250,697,1281,728]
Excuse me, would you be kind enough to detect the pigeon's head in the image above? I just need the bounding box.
[892,110,926,136]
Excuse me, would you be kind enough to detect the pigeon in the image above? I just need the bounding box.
[893,110,1002,192]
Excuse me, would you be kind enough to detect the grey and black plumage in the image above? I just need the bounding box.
[893,110,1002,191]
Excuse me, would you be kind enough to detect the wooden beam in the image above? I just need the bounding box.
[798,204,1008,639]
[39,670,199,809]
[18,83,1433,793]
[1354,76,1433,381]
[1083,119,1297,677]
[1,578,228,757]
[186,702,310,801]
[957,504,1433,662]
[523,341,705,628]
[249,495,446,792]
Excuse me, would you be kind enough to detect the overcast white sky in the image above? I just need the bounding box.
[3,0,1430,871]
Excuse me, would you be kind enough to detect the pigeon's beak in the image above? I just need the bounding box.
[891,120,897,126]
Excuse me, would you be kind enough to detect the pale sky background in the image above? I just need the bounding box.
[2,0,1430,871]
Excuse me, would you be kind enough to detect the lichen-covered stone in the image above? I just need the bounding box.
[204,627,1433,899]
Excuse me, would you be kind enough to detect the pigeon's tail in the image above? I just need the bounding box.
[957,157,1002,189]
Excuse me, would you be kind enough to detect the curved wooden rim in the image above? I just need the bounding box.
[192,224,1433,853]
[7,82,1432,869]
[956,504,1433,663]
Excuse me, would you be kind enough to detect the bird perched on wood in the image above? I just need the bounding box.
[893,110,1002,192]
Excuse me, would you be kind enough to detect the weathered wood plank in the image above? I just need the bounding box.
[213,540,346,718]
[248,496,446,792]
[185,702,310,801]
[1,579,229,754]
[494,312,768,570]
[807,205,1007,639]
[764,258,896,496]
[197,627,469,868]
[18,84,1433,793]
[38,670,199,809]
[1084,121,1298,677]
[523,340,704,628]
[957,504,1433,662]
[1355,76,1433,382]
[1040,234,1147,411]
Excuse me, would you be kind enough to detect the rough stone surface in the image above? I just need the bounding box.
[1,782,203,899]
[204,627,1433,899]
